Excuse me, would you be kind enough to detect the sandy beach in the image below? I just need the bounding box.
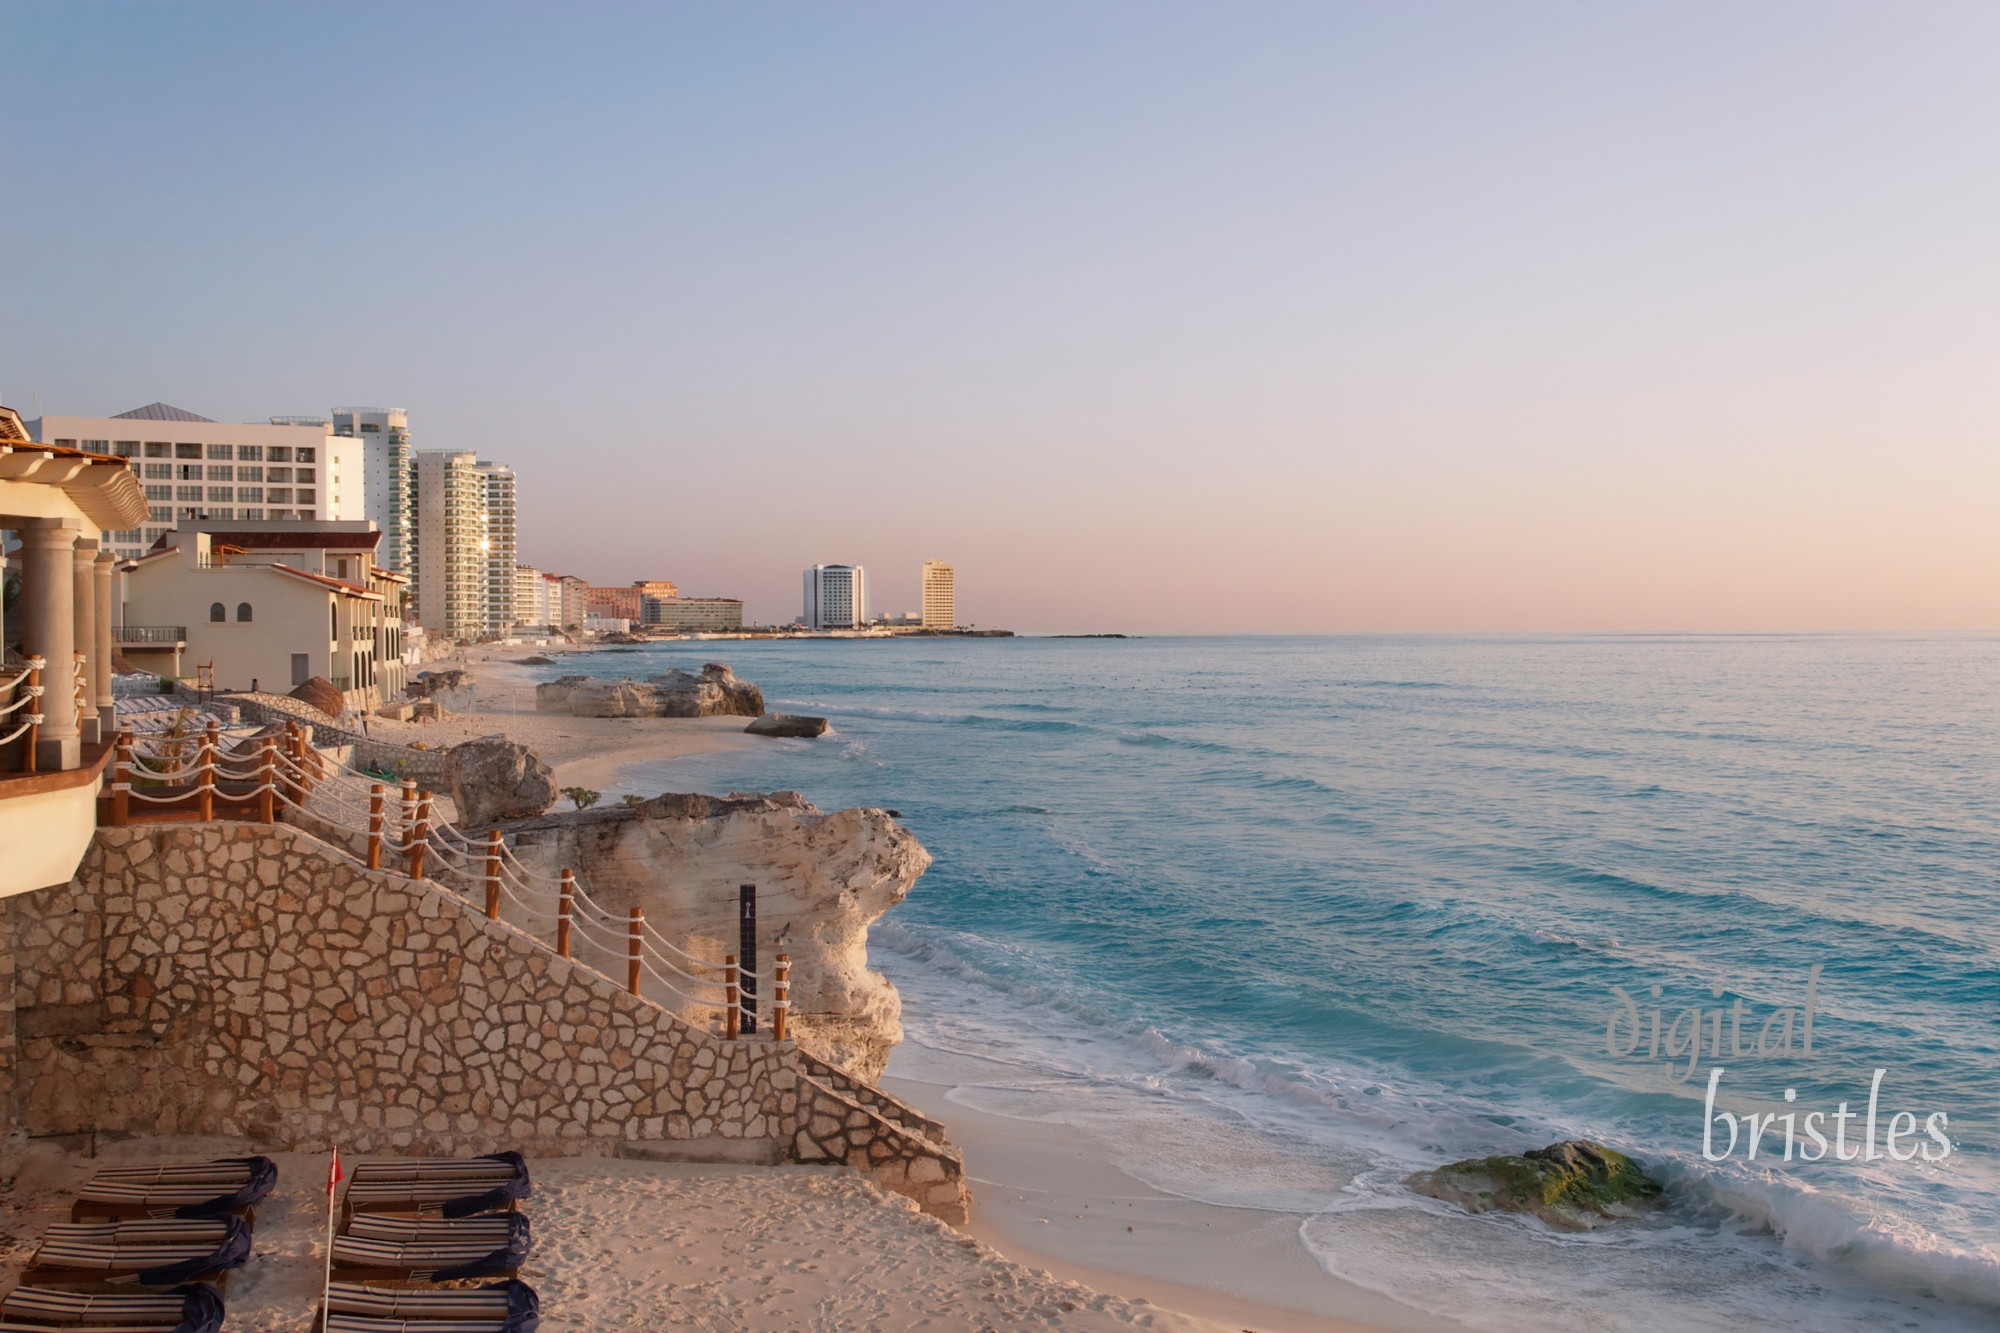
[364,644,766,795]
[0,1138,1239,1332]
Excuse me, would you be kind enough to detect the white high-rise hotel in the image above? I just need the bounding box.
[29,402,365,562]
[412,450,517,638]
[330,408,414,575]
[803,564,866,629]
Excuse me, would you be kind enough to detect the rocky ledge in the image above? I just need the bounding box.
[535,663,764,718]
[506,790,930,1081]
[1407,1140,1664,1231]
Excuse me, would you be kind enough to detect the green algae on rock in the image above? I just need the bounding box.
[1407,1140,1664,1231]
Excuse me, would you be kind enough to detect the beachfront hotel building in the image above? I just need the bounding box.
[118,519,408,707]
[803,564,866,629]
[29,404,363,563]
[588,580,681,622]
[410,450,490,639]
[330,408,413,576]
[475,459,517,633]
[642,596,745,632]
[921,560,955,629]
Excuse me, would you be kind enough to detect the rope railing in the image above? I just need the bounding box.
[1,658,45,768]
[103,723,792,1041]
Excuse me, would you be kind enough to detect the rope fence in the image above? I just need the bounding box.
[102,722,790,1042]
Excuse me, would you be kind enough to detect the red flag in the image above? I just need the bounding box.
[327,1146,342,1195]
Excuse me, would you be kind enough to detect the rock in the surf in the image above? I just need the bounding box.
[1407,1140,1663,1231]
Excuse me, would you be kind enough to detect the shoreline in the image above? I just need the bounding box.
[381,641,1420,1331]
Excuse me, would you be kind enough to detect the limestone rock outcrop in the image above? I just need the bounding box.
[535,663,765,719]
[1407,1140,1664,1231]
[447,735,559,825]
[289,675,344,720]
[745,713,828,738]
[507,791,930,1080]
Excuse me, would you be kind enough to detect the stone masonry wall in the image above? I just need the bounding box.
[3,822,968,1220]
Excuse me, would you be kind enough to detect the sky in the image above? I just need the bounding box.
[4,2,1998,634]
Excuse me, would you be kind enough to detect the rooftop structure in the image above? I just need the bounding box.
[0,405,148,895]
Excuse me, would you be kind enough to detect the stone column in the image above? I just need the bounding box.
[16,519,81,769]
[93,551,117,723]
[72,537,100,745]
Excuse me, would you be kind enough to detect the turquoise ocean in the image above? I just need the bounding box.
[531,635,1998,1331]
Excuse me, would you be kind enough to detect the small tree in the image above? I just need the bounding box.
[619,794,646,808]
[562,786,601,811]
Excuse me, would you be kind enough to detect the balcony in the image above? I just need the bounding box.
[114,625,188,645]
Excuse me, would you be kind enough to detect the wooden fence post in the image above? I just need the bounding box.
[724,955,740,1040]
[258,736,276,823]
[773,954,791,1042]
[196,723,216,821]
[110,730,131,825]
[401,779,417,845]
[408,790,431,879]
[366,783,384,869]
[556,871,574,958]
[627,906,644,996]
[485,829,503,920]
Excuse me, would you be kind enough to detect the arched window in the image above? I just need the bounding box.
[236,602,253,622]
[209,602,226,623]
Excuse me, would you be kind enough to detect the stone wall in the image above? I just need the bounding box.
[2,821,968,1221]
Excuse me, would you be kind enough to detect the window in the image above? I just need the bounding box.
[267,467,292,483]
[208,465,233,482]
[238,466,263,482]
[269,446,293,463]
[144,442,170,458]
[267,488,292,504]
[296,467,315,482]
[360,422,380,433]
[115,441,140,457]
[297,446,316,463]
[209,602,226,623]
[206,444,233,460]
[143,463,171,480]
[240,508,264,521]
[208,486,233,503]
[238,445,263,462]
[207,508,234,520]
[237,603,253,622]
[177,464,203,480]
[296,489,316,506]
[176,486,203,501]
[143,485,171,501]
[238,486,264,502]
[174,443,201,459]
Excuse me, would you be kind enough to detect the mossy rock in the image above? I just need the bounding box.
[1407,1140,1663,1231]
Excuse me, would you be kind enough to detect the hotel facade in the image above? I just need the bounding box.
[30,403,363,563]
[802,563,866,629]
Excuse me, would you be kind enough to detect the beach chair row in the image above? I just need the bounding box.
[1,1156,275,1332]
[325,1154,540,1333]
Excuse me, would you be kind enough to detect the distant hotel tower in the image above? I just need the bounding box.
[803,563,866,629]
[921,560,954,628]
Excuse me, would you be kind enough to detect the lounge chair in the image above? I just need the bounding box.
[19,1217,252,1287]
[323,1279,539,1332]
[329,1213,532,1283]
[342,1153,531,1223]
[0,1283,224,1332]
[71,1157,278,1222]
